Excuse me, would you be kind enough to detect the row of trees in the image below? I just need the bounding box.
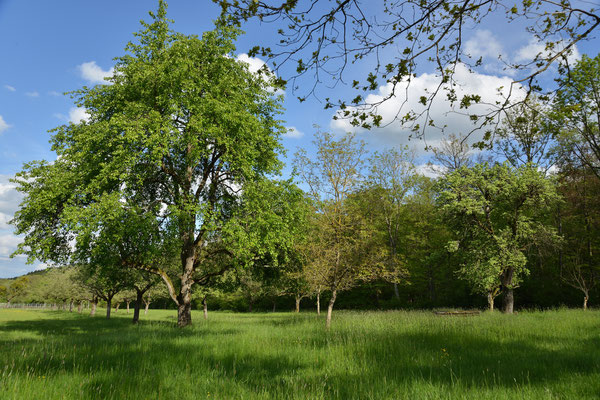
[7,2,600,328]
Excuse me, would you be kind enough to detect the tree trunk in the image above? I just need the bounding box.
[176,255,195,327]
[177,301,192,327]
[316,291,321,315]
[126,301,131,314]
[295,295,301,313]
[90,299,97,316]
[393,283,400,300]
[144,300,150,315]
[272,300,276,312]
[69,301,74,312]
[248,300,253,313]
[583,295,589,310]
[326,290,337,330]
[487,292,494,311]
[133,291,143,324]
[502,268,515,314]
[203,297,208,320]
[106,297,112,319]
[77,301,83,313]
[503,288,514,314]
[115,303,120,313]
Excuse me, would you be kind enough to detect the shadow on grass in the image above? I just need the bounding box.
[1,311,599,399]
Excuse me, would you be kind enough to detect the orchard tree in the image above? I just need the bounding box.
[294,131,384,328]
[76,264,129,319]
[438,163,560,313]
[217,1,599,138]
[367,146,416,299]
[11,2,304,327]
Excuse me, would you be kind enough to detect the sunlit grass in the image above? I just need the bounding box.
[0,308,598,399]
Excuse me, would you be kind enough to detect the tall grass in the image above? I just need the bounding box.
[0,308,598,399]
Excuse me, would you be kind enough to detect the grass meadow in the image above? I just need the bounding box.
[0,308,598,399]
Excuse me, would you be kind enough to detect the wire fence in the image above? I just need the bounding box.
[0,303,59,309]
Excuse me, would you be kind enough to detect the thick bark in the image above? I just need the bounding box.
[133,290,144,324]
[177,254,195,327]
[126,301,131,314]
[584,295,589,310]
[115,303,120,313]
[202,297,208,320]
[77,301,83,313]
[144,300,150,315]
[316,291,321,315]
[503,288,514,314]
[487,292,494,311]
[502,268,515,314]
[177,301,192,327]
[106,297,112,319]
[326,290,337,330]
[295,296,301,313]
[69,301,74,312]
[248,300,253,313]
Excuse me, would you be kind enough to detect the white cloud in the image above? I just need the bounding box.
[4,85,16,92]
[415,163,447,179]
[283,126,304,139]
[78,61,114,84]
[68,107,90,123]
[25,91,39,98]
[515,39,580,66]
[465,30,504,60]
[330,63,525,155]
[464,30,511,75]
[35,262,50,271]
[0,116,10,134]
[0,234,21,257]
[0,212,12,230]
[236,54,268,74]
[48,91,61,97]
[0,175,22,218]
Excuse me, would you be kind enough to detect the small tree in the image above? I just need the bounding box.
[367,146,416,299]
[294,131,384,328]
[438,163,560,313]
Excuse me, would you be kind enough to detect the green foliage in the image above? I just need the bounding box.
[437,163,560,302]
[294,132,384,296]
[10,2,300,326]
[551,53,600,177]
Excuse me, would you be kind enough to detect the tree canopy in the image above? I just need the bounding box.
[11,1,306,327]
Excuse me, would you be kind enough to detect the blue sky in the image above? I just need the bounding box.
[0,0,598,278]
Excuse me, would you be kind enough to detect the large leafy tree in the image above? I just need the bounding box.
[437,163,559,313]
[11,2,302,327]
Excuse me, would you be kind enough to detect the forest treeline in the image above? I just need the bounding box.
[3,3,599,327]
